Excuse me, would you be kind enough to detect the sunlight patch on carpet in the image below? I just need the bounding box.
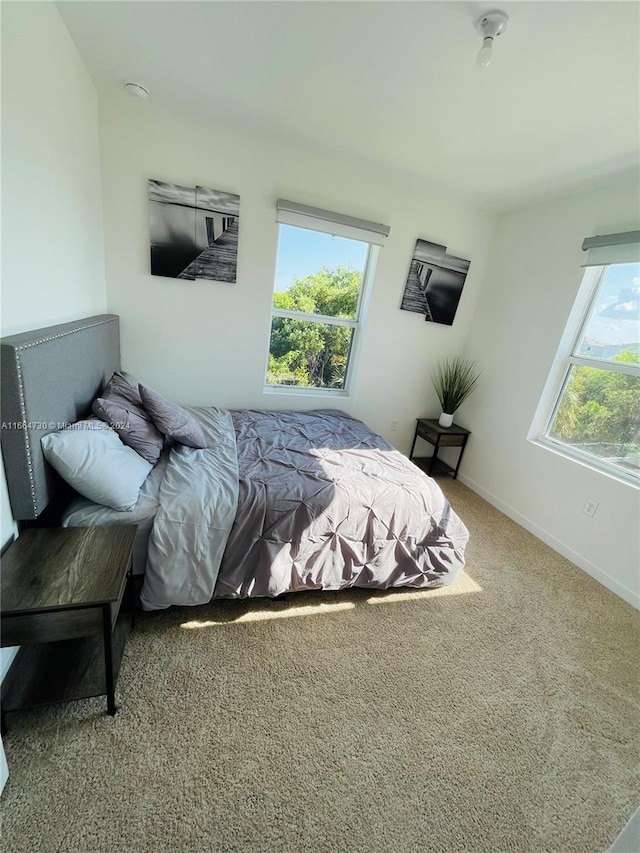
[180,600,356,629]
[366,574,482,605]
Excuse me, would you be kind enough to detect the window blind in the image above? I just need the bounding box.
[276,199,390,246]
[581,230,640,266]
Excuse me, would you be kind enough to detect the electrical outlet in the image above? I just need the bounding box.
[390,419,398,432]
[583,498,599,518]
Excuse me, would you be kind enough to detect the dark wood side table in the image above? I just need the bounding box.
[1,525,137,724]
[409,418,471,479]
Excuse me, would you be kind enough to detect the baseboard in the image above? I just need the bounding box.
[457,474,640,610]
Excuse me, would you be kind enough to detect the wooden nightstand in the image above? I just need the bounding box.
[409,418,470,479]
[1,525,137,724]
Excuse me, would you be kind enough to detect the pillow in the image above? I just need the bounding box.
[41,420,152,511]
[92,397,164,464]
[99,370,143,407]
[92,371,164,464]
[138,383,207,449]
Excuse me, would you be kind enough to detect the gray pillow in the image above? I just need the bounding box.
[41,419,152,511]
[100,370,143,407]
[138,383,207,449]
[92,371,164,464]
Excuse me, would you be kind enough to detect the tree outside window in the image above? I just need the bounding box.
[266,222,378,394]
[544,262,640,478]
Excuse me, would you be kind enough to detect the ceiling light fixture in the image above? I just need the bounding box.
[474,10,509,68]
[124,82,149,99]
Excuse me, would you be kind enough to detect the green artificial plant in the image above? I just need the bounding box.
[431,356,480,415]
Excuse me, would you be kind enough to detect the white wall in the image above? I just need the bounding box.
[461,174,640,608]
[98,93,496,454]
[0,1,107,791]
[0,0,107,543]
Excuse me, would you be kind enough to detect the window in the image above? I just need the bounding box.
[536,231,640,482]
[265,200,389,394]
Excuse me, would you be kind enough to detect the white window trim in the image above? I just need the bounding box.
[529,263,640,487]
[530,434,640,487]
[271,309,357,329]
[568,355,637,377]
[264,203,386,397]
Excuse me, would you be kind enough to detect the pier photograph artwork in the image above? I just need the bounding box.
[400,238,470,326]
[149,179,240,282]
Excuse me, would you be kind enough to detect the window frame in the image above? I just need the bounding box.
[531,262,640,485]
[263,213,383,397]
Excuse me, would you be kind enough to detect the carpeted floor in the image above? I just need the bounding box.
[1,480,638,853]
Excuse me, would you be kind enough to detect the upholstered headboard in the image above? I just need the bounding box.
[1,314,120,520]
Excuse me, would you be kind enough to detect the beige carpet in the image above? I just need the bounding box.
[1,480,638,853]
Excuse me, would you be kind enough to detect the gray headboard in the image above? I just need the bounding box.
[1,314,120,520]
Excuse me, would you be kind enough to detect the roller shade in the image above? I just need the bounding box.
[276,199,390,246]
[582,230,640,266]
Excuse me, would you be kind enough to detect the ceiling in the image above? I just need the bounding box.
[57,1,640,211]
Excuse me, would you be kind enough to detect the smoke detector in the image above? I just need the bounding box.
[124,82,149,99]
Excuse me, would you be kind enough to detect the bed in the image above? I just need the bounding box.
[1,315,469,610]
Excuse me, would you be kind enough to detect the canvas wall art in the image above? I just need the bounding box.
[400,238,470,326]
[149,180,240,282]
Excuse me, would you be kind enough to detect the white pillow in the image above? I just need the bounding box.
[41,420,153,511]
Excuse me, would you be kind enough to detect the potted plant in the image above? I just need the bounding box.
[431,356,480,428]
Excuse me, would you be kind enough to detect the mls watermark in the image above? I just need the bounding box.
[1,421,128,431]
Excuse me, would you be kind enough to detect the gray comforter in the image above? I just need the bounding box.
[215,409,468,599]
[66,408,469,609]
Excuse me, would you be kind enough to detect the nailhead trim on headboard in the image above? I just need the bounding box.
[1,314,120,520]
[12,317,117,516]
[13,317,116,352]
[14,351,38,515]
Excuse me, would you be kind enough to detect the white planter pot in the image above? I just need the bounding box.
[439,411,454,428]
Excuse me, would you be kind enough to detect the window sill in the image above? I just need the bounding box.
[263,385,350,399]
[530,437,640,489]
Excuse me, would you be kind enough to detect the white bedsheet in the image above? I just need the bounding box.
[62,450,168,575]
